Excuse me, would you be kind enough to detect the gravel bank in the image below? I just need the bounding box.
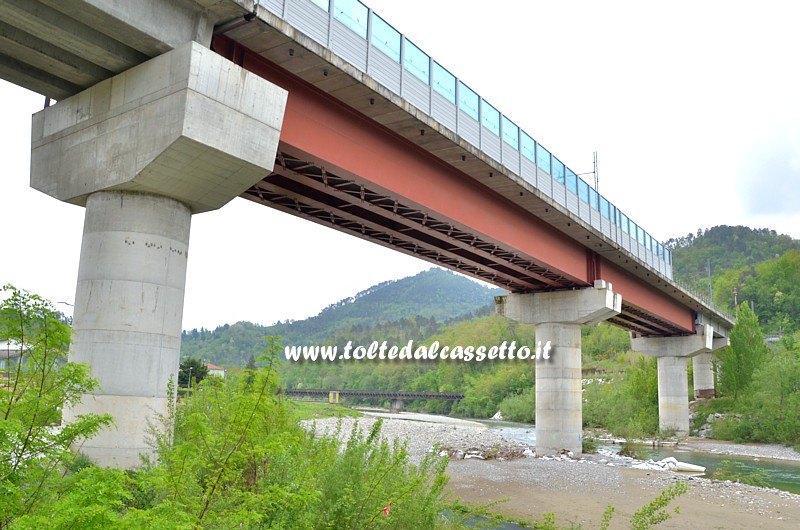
[683,439,800,461]
[304,412,800,528]
[303,413,527,464]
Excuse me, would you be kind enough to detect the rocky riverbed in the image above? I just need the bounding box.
[304,412,529,463]
[304,411,800,528]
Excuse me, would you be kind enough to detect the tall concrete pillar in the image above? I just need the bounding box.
[692,337,729,398]
[632,326,713,437]
[30,42,287,467]
[62,192,191,465]
[692,353,715,398]
[657,356,689,433]
[496,281,621,456]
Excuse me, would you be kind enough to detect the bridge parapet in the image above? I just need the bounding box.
[229,0,675,280]
[214,0,735,333]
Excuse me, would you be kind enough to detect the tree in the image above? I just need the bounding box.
[0,285,113,527]
[717,303,768,400]
[178,357,208,388]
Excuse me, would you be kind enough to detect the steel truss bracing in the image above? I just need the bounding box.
[245,151,576,291]
[242,151,685,336]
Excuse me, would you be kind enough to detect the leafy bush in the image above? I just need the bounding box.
[710,348,800,447]
[582,435,598,454]
[0,285,113,528]
[3,285,703,529]
[583,356,660,438]
[630,481,689,530]
[497,386,536,423]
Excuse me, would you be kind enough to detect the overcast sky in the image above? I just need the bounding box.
[1,0,798,330]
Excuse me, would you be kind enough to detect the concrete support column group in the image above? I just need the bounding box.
[496,281,621,456]
[31,41,287,467]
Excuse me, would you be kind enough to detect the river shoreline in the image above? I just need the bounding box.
[305,411,800,528]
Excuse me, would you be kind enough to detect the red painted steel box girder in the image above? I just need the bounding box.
[212,35,695,335]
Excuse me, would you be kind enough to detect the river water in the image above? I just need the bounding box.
[480,419,800,495]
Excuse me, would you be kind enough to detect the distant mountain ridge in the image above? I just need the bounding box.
[667,225,800,289]
[180,268,501,365]
[668,225,800,334]
[181,225,800,365]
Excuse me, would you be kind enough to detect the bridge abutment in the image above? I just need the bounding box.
[30,41,287,468]
[631,326,713,436]
[496,282,621,456]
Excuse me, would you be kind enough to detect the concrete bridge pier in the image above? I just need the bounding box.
[30,42,287,468]
[692,353,715,398]
[390,399,405,412]
[496,281,621,456]
[631,326,714,436]
[692,338,729,398]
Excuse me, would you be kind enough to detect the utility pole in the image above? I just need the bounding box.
[593,151,598,190]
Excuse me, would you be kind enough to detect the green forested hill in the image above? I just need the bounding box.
[667,225,800,334]
[668,225,800,290]
[181,225,800,375]
[180,268,501,365]
[712,249,800,334]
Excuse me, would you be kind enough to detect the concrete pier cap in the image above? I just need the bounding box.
[31,40,288,213]
[496,281,622,456]
[31,41,287,468]
[631,324,715,437]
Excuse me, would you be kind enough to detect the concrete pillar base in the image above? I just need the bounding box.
[632,327,714,437]
[64,395,170,468]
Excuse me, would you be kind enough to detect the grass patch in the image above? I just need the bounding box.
[446,499,534,528]
[286,399,362,421]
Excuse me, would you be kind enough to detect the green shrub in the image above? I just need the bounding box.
[582,435,598,454]
[497,386,536,423]
[583,357,660,438]
[0,285,114,528]
[3,330,451,529]
[630,481,689,530]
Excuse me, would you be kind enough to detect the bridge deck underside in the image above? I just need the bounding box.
[244,150,689,337]
[251,150,574,292]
